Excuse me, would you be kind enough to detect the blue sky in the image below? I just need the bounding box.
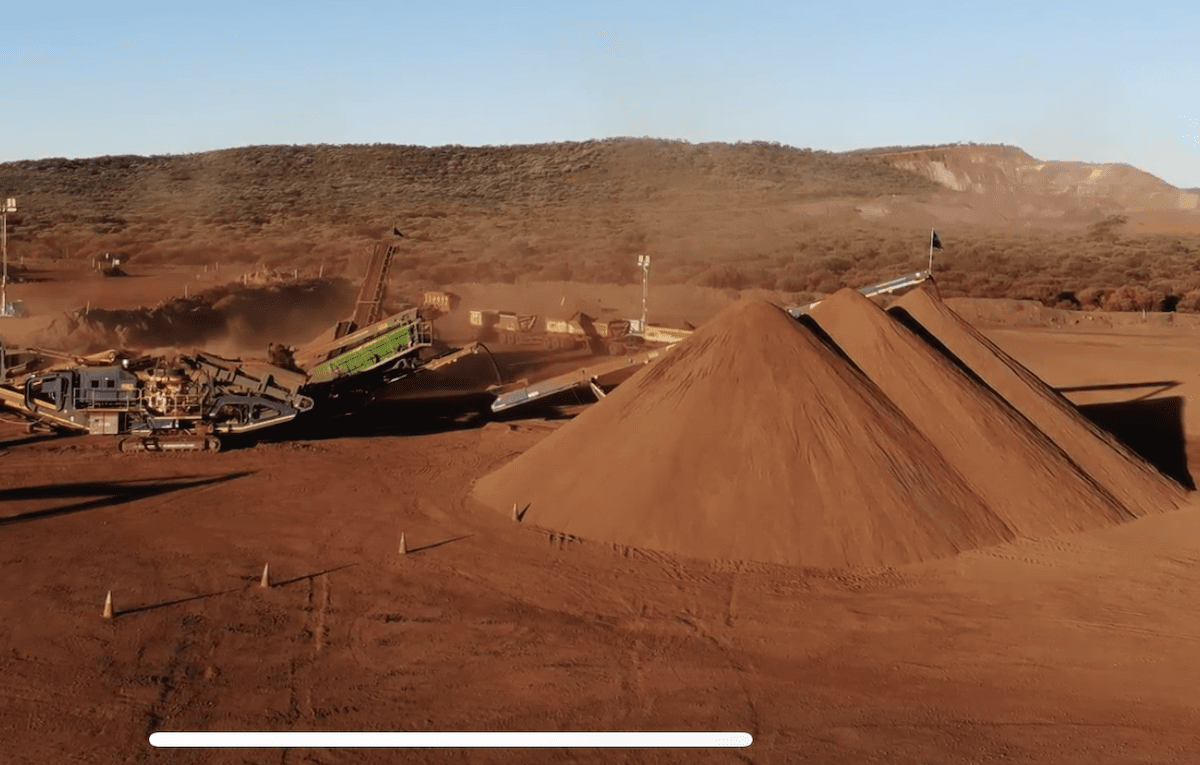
[4,1,1199,187]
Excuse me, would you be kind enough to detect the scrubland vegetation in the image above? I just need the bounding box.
[2,140,1197,312]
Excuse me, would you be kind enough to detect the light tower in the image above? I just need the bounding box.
[1,198,14,316]
[637,254,650,333]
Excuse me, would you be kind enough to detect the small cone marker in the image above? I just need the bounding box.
[512,503,520,522]
[260,564,270,588]
[399,533,407,555]
[102,591,114,619]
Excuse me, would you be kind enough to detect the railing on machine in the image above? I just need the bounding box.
[75,386,143,410]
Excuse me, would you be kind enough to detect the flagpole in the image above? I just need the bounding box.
[928,229,934,273]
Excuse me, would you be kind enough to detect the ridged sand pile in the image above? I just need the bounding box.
[472,289,1184,567]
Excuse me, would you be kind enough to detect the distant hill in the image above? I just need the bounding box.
[0,138,1197,301]
[0,139,938,236]
[0,138,942,270]
[857,144,1198,214]
[842,142,1012,156]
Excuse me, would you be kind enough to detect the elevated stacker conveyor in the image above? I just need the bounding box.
[786,269,931,317]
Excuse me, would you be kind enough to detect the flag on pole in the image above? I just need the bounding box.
[930,230,943,250]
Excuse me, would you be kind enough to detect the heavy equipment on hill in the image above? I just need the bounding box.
[467,255,695,356]
[468,305,692,360]
[469,310,594,351]
[469,308,694,356]
[603,319,693,355]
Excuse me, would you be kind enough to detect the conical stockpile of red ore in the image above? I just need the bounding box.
[888,287,1185,518]
[471,286,1186,568]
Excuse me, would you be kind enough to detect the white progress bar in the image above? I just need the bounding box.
[149,731,752,748]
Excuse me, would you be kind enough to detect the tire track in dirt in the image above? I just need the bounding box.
[674,609,764,754]
[137,612,223,745]
[725,564,743,627]
[641,553,724,588]
[1060,617,1200,645]
[314,573,330,654]
[410,451,439,480]
[439,437,489,472]
[616,637,651,727]
[0,673,104,709]
[294,573,331,718]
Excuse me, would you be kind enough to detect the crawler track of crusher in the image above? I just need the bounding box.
[118,434,223,453]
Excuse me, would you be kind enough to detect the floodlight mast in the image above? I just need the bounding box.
[1,198,13,314]
[638,254,650,332]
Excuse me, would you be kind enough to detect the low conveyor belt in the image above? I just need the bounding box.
[0,385,89,432]
[489,345,676,413]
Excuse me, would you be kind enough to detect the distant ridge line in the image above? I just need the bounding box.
[840,142,1023,156]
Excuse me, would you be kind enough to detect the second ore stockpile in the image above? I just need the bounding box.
[806,289,1134,538]
[889,286,1186,516]
[473,298,1016,568]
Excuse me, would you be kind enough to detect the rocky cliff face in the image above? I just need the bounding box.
[861,144,1198,213]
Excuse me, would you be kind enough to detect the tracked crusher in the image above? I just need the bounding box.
[0,235,488,450]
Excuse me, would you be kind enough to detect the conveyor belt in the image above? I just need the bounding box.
[786,270,932,317]
[489,345,676,413]
[0,385,88,432]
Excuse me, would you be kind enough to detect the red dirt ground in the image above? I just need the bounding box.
[3,266,1200,763]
